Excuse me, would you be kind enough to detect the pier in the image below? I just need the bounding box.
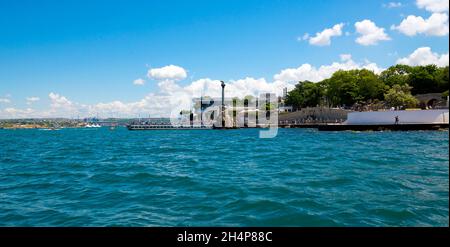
[127,124,211,130]
[318,109,450,131]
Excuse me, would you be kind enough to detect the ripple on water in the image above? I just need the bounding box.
[0,128,448,226]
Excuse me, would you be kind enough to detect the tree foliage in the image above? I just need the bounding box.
[285,81,325,110]
[379,64,411,87]
[285,65,448,109]
[384,84,419,108]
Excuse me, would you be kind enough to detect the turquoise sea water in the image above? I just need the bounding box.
[0,128,448,226]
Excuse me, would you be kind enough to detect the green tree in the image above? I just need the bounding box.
[325,70,359,107]
[301,81,323,107]
[356,69,385,101]
[379,64,411,87]
[285,81,324,110]
[284,65,447,109]
[435,66,449,93]
[384,84,419,108]
[285,87,303,110]
[408,65,440,94]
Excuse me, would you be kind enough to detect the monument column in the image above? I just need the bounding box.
[221,81,226,128]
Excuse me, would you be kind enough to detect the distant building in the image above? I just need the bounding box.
[190,94,278,127]
[283,87,288,100]
[278,106,293,113]
[278,87,292,112]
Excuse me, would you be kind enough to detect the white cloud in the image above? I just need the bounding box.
[298,33,310,41]
[88,96,176,119]
[388,51,399,57]
[273,54,384,83]
[355,20,391,46]
[0,76,296,119]
[187,77,294,99]
[26,97,40,105]
[86,77,293,119]
[383,2,403,8]
[1,108,35,119]
[49,92,72,108]
[340,54,352,61]
[0,98,11,103]
[392,0,449,36]
[133,78,145,85]
[391,12,449,36]
[308,23,344,46]
[147,65,187,81]
[396,46,449,66]
[42,92,83,118]
[416,0,449,13]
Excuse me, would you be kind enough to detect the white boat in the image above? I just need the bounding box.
[86,123,101,128]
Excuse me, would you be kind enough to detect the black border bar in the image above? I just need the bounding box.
[0,227,448,245]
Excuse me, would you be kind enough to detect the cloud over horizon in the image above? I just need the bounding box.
[26,97,40,105]
[273,54,384,83]
[396,46,449,66]
[0,98,11,104]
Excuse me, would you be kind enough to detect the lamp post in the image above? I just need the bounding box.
[221,80,226,128]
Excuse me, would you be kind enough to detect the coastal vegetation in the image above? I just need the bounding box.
[0,119,83,129]
[0,118,136,129]
[384,84,419,108]
[285,65,449,110]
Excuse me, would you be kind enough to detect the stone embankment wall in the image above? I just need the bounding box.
[278,107,349,124]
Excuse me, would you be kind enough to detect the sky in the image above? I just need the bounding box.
[0,0,449,118]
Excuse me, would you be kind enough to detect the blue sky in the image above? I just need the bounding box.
[0,0,448,118]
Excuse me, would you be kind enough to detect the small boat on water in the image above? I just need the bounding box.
[40,127,61,131]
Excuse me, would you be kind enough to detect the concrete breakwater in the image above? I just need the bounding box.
[278,108,449,131]
[318,123,449,131]
[346,109,449,125]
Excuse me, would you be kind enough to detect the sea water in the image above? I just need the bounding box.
[0,128,448,226]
